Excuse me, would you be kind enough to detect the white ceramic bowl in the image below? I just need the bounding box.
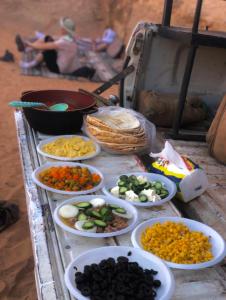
[65,246,175,300]
[32,162,104,195]
[102,172,177,207]
[37,135,100,161]
[131,216,226,269]
[54,195,138,238]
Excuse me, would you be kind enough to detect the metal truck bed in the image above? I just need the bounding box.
[15,111,226,300]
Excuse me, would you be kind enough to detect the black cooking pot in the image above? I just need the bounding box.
[21,90,97,134]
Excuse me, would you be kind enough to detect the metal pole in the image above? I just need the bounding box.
[172,45,198,134]
[192,0,203,33]
[172,0,203,135]
[162,0,173,27]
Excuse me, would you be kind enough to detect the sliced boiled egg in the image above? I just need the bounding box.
[59,205,79,218]
[74,220,97,232]
[89,198,106,207]
[112,208,132,219]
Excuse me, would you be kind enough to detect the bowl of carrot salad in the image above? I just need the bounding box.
[32,162,104,195]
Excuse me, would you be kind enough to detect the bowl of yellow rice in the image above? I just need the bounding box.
[37,135,100,161]
[131,217,226,269]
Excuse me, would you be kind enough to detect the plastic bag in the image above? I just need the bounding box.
[83,106,156,155]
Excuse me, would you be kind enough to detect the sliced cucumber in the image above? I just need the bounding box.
[82,221,95,230]
[119,187,127,195]
[129,175,137,182]
[156,189,161,195]
[94,220,107,227]
[133,180,140,187]
[76,202,92,209]
[118,180,126,187]
[154,182,163,189]
[139,194,148,202]
[109,204,120,210]
[144,182,151,189]
[78,213,87,221]
[91,211,102,219]
[115,208,126,214]
[100,207,110,216]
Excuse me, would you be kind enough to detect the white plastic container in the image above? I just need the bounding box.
[32,162,104,195]
[64,246,175,300]
[131,216,226,270]
[53,195,138,238]
[37,135,100,161]
[102,172,177,207]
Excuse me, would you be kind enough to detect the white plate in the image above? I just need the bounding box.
[64,246,175,300]
[53,195,138,238]
[32,162,104,195]
[102,172,177,207]
[131,216,226,269]
[37,135,100,161]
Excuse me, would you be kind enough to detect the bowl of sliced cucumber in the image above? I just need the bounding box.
[102,172,177,207]
[53,195,138,238]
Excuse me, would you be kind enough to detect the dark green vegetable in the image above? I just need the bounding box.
[129,175,137,182]
[76,202,92,209]
[118,180,126,187]
[119,187,127,195]
[102,214,113,222]
[78,213,87,221]
[154,182,162,189]
[109,204,120,210]
[91,211,102,219]
[82,221,95,229]
[115,208,126,214]
[100,207,110,216]
[139,194,148,202]
[94,220,107,227]
[84,209,93,216]
[119,175,129,182]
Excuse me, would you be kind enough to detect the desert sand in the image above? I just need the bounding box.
[0,1,225,299]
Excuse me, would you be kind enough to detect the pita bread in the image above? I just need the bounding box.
[85,110,149,154]
[86,115,142,134]
[86,124,146,144]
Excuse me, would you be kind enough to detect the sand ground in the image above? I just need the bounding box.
[0,1,225,299]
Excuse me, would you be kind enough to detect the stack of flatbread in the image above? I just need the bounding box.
[85,111,148,154]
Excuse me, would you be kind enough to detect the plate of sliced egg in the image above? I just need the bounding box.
[53,195,138,238]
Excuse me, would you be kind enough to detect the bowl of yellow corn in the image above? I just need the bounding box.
[131,217,226,269]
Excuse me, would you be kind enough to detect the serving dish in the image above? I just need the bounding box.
[32,162,103,195]
[102,172,176,207]
[37,135,100,161]
[131,216,226,269]
[64,246,175,300]
[21,89,97,134]
[53,195,138,238]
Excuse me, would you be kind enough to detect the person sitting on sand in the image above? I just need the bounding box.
[18,17,95,79]
[76,26,116,53]
[94,26,116,52]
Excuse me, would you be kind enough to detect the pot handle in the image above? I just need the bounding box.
[80,106,98,115]
[21,90,35,97]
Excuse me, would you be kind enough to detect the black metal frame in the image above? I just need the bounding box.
[119,0,226,141]
[166,0,205,141]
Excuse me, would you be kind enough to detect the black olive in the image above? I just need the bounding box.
[81,286,91,297]
[153,279,161,288]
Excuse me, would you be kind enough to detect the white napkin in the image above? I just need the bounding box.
[150,141,191,176]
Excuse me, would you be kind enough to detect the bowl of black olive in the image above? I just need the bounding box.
[64,246,175,300]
